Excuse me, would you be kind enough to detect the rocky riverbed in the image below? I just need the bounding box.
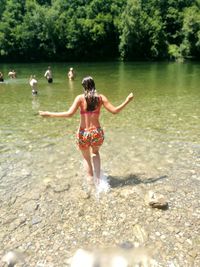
[0,160,199,267]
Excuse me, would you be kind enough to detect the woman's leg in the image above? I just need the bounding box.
[80,148,94,184]
[91,146,101,183]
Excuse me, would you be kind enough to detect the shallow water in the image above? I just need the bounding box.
[0,61,200,199]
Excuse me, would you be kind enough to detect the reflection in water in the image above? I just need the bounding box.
[68,79,74,91]
[32,96,40,111]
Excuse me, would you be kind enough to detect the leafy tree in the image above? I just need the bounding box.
[18,0,59,60]
[0,0,25,57]
[0,0,7,20]
[118,0,166,60]
[53,0,124,60]
[181,2,200,58]
[0,0,199,61]
[163,0,196,60]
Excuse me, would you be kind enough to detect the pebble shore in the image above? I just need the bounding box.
[0,162,199,267]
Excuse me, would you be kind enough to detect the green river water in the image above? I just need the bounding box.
[0,61,199,198]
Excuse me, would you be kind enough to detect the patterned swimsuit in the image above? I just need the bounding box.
[76,127,104,149]
[76,96,104,149]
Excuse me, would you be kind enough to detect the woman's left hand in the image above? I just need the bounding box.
[127,92,134,102]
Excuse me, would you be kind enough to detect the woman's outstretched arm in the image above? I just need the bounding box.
[39,95,81,118]
[101,92,134,114]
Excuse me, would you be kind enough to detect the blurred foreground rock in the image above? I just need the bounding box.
[69,246,157,267]
[2,251,25,267]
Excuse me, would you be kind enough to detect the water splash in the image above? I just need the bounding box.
[80,160,110,199]
[95,171,111,199]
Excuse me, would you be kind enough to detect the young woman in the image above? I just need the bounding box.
[39,76,134,187]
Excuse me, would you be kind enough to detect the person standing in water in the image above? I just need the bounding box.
[29,75,38,95]
[39,76,134,189]
[44,66,53,83]
[0,72,4,82]
[68,67,75,80]
[8,70,17,79]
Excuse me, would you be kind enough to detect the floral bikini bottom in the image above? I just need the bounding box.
[76,127,104,150]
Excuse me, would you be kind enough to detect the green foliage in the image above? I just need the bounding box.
[118,0,166,60]
[0,0,7,20]
[18,0,59,60]
[181,3,200,57]
[52,0,124,60]
[0,0,199,61]
[0,0,25,57]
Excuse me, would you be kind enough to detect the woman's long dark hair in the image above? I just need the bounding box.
[82,76,99,111]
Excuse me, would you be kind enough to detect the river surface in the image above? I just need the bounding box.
[0,61,200,200]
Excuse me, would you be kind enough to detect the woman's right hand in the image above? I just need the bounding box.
[39,111,50,117]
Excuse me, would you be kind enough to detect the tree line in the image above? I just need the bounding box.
[0,0,200,62]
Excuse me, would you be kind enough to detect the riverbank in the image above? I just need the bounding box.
[0,163,199,266]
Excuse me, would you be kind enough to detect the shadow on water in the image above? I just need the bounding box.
[108,174,168,188]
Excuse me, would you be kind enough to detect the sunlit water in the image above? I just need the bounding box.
[0,62,200,199]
